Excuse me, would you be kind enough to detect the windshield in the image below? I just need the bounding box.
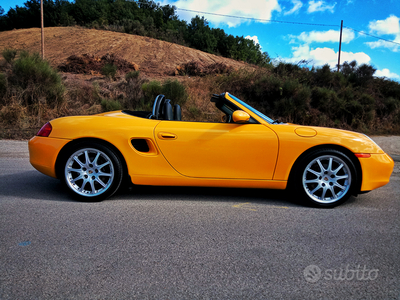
[228,93,274,124]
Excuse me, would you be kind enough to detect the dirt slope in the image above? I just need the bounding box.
[0,27,252,77]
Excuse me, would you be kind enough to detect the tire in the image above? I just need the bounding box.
[61,142,123,201]
[293,149,357,208]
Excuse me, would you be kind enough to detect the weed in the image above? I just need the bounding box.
[1,48,17,64]
[161,79,188,105]
[101,99,122,111]
[125,70,140,81]
[101,63,117,80]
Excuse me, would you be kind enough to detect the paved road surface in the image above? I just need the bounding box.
[1,140,399,299]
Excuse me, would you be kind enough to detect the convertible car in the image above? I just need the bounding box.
[29,92,394,207]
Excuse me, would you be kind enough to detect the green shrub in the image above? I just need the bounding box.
[2,48,17,64]
[101,99,122,111]
[125,70,140,81]
[161,79,188,105]
[11,51,65,107]
[141,79,188,106]
[101,63,117,79]
[0,73,7,99]
[142,80,162,103]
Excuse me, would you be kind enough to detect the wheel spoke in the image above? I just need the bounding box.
[306,168,321,177]
[67,167,82,173]
[334,182,346,190]
[305,179,319,184]
[98,172,112,177]
[328,186,337,199]
[96,178,107,188]
[73,156,85,167]
[310,185,322,195]
[327,157,333,172]
[336,174,349,180]
[98,161,110,170]
[93,152,101,166]
[333,163,344,175]
[71,174,84,183]
[320,187,327,199]
[78,178,89,192]
[89,180,96,194]
[316,159,325,172]
[84,150,90,165]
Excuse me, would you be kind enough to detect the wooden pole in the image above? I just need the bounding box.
[41,0,44,59]
[337,20,343,72]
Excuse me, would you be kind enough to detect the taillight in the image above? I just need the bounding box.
[37,122,52,137]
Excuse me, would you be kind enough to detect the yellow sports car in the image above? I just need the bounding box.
[29,92,394,207]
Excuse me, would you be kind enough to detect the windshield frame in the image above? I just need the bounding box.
[227,93,274,124]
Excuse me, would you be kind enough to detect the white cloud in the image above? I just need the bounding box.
[366,40,400,52]
[375,68,400,79]
[245,35,260,46]
[290,28,355,44]
[366,15,400,52]
[369,15,400,35]
[307,0,336,13]
[167,0,281,27]
[283,44,371,68]
[284,0,303,15]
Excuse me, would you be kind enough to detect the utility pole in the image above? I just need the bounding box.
[40,0,44,59]
[337,20,343,72]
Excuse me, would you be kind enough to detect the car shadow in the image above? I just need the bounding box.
[116,184,303,208]
[0,170,74,202]
[0,170,360,208]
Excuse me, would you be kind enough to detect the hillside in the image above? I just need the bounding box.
[0,27,252,77]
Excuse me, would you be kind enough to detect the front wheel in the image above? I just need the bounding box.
[293,149,357,207]
[61,142,123,201]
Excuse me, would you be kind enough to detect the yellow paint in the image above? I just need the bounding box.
[28,93,394,195]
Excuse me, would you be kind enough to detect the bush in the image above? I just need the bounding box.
[2,48,17,64]
[101,63,117,80]
[101,99,122,111]
[142,80,162,103]
[161,79,188,105]
[11,51,65,107]
[0,73,7,99]
[125,70,140,81]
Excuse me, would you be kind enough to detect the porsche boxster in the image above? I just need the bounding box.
[29,92,394,207]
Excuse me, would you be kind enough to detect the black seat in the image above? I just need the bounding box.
[174,104,182,121]
[151,94,165,119]
[164,101,173,120]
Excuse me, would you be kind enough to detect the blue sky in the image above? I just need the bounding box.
[2,0,400,80]
[162,0,400,81]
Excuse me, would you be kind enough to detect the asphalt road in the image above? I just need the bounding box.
[1,140,399,299]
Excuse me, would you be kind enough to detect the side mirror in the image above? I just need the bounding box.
[232,110,250,123]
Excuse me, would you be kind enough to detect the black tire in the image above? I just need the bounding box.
[60,142,123,202]
[292,148,357,208]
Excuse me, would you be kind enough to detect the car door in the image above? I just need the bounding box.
[154,121,278,179]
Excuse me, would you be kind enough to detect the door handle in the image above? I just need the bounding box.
[158,132,177,139]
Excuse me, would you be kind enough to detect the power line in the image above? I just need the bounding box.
[175,7,400,47]
[344,26,400,46]
[176,8,339,28]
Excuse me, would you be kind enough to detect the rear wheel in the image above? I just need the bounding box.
[61,142,123,201]
[293,149,357,207]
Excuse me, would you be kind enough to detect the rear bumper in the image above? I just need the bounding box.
[28,136,70,178]
[359,153,394,191]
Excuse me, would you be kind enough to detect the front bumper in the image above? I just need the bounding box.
[359,153,394,191]
[29,136,71,178]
